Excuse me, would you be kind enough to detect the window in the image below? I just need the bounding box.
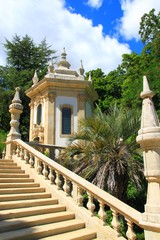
[61,106,72,135]
[37,104,42,125]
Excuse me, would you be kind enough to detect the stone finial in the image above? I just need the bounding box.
[140,76,154,99]
[12,87,22,104]
[79,60,85,76]
[138,76,159,130]
[48,58,54,73]
[88,72,92,82]
[61,47,67,61]
[7,87,23,139]
[32,70,39,86]
[57,48,71,69]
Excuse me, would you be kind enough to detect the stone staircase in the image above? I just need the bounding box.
[0,159,99,240]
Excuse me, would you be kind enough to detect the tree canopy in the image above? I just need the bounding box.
[86,9,160,114]
[0,34,57,139]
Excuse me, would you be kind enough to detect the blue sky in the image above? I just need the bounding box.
[0,0,159,74]
[65,0,146,53]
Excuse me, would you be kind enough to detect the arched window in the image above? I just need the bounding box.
[61,106,72,135]
[37,104,42,125]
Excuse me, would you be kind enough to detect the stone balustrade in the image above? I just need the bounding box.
[27,142,64,160]
[10,138,155,240]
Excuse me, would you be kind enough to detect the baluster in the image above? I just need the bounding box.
[24,150,29,164]
[55,171,61,190]
[37,160,42,175]
[20,147,24,160]
[63,176,70,196]
[16,145,20,157]
[2,149,5,159]
[48,166,55,184]
[13,148,16,155]
[43,163,49,179]
[41,147,45,154]
[98,200,106,225]
[70,181,73,197]
[111,208,120,237]
[77,187,83,206]
[126,219,136,240]
[29,154,34,168]
[87,192,95,216]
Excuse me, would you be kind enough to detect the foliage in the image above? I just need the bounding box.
[86,67,124,112]
[4,34,56,72]
[85,10,160,114]
[139,9,160,110]
[63,105,144,201]
[120,52,144,109]
[0,129,7,157]
[126,181,146,212]
[139,9,160,44]
[0,34,56,140]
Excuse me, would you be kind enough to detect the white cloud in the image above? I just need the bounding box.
[86,0,103,9]
[0,0,131,74]
[119,0,160,40]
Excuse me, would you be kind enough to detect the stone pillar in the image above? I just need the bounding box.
[44,93,55,144]
[5,87,23,159]
[136,76,160,239]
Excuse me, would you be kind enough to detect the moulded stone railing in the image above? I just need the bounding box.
[11,138,147,240]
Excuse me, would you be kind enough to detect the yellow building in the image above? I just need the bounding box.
[26,48,96,146]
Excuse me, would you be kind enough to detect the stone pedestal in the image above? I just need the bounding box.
[136,76,160,239]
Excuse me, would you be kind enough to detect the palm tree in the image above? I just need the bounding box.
[63,105,144,201]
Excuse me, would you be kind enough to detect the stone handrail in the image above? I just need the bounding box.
[11,138,152,240]
[26,142,64,160]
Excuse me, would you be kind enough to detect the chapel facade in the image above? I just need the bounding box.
[26,49,96,147]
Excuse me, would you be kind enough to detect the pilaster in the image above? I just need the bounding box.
[29,101,34,141]
[78,94,86,124]
[44,93,56,144]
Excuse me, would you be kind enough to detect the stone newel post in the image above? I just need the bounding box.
[5,87,23,159]
[136,76,160,240]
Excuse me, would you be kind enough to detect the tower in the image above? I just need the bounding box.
[26,49,97,146]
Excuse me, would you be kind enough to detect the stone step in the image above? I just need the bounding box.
[0,159,102,240]
[0,198,58,210]
[0,187,45,194]
[0,182,40,188]
[0,211,75,233]
[0,162,17,166]
[0,165,21,169]
[0,169,25,173]
[0,204,66,220]
[0,173,30,178]
[0,178,34,183]
[0,160,14,164]
[0,192,50,201]
[0,219,85,240]
[40,228,97,240]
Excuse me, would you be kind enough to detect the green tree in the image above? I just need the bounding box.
[86,67,124,112]
[120,52,145,109]
[0,126,7,158]
[139,9,160,112]
[0,34,57,139]
[63,105,144,201]
[139,9,160,44]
